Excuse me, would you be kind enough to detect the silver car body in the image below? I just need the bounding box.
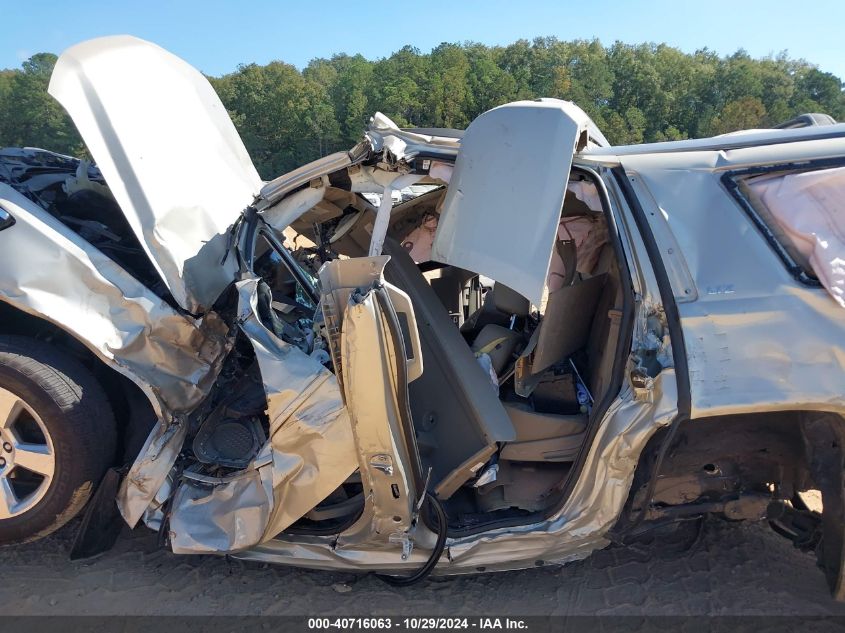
[0,36,843,575]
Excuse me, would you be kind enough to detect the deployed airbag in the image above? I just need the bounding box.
[748,167,845,308]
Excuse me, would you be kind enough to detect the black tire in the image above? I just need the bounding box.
[0,335,117,545]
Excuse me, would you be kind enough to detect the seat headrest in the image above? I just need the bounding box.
[561,189,593,218]
[491,283,530,316]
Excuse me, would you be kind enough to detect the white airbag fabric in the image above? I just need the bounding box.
[749,167,845,308]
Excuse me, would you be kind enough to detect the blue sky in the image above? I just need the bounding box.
[2,0,844,79]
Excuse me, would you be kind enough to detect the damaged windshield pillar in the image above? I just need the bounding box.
[319,256,425,551]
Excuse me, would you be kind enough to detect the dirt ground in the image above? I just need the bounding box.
[2,517,845,617]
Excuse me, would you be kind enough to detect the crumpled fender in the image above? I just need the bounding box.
[0,184,229,417]
[0,184,231,527]
[164,277,358,553]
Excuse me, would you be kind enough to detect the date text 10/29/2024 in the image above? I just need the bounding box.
[308,618,528,630]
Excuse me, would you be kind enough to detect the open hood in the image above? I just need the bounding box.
[431,99,607,307]
[49,36,262,313]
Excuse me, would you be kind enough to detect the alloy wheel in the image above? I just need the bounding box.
[0,386,55,519]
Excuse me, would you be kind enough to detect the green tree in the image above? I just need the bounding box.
[2,40,843,173]
[368,46,430,126]
[324,54,373,145]
[425,43,474,128]
[213,60,340,177]
[708,96,768,135]
[0,53,83,154]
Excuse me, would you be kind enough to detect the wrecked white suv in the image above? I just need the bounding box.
[1,36,845,593]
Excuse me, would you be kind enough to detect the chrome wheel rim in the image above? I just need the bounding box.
[0,386,55,519]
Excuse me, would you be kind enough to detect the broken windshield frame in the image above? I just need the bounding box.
[236,206,320,306]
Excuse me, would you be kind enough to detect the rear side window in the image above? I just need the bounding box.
[722,161,845,307]
[723,162,845,286]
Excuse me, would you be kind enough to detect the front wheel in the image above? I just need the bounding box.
[0,335,116,545]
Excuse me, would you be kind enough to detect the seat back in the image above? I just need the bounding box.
[586,263,623,399]
[425,266,476,325]
[460,282,530,337]
[531,273,607,375]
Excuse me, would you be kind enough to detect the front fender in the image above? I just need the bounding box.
[0,183,229,415]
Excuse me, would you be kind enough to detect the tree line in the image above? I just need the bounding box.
[1,38,843,179]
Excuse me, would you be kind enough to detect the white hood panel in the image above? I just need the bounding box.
[49,36,262,313]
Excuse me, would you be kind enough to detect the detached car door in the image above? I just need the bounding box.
[431,98,608,308]
[318,256,426,545]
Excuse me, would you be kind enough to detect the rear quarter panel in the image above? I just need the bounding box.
[616,140,845,419]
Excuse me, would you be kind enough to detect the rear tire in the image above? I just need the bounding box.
[0,335,116,545]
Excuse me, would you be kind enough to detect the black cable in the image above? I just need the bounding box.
[375,490,448,587]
